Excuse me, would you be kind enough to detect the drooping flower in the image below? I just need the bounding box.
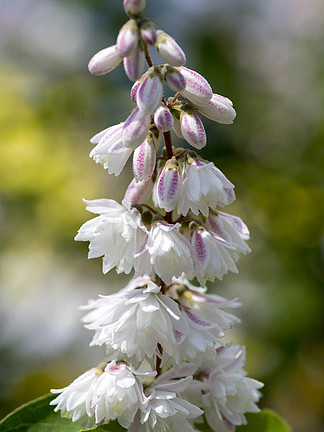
[117,19,139,57]
[184,346,263,432]
[139,18,157,45]
[129,376,203,432]
[154,104,174,132]
[162,65,186,92]
[75,199,148,275]
[191,227,239,286]
[145,221,195,285]
[81,280,186,364]
[89,123,133,176]
[124,0,146,16]
[50,361,144,429]
[123,43,146,81]
[177,158,235,217]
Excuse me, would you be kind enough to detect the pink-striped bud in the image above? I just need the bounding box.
[123,43,145,81]
[196,93,236,124]
[156,30,186,66]
[154,104,174,132]
[180,105,206,150]
[132,136,156,182]
[122,107,151,148]
[179,67,212,105]
[139,18,157,45]
[88,45,122,76]
[116,19,139,57]
[125,177,153,204]
[123,0,146,16]
[136,67,163,115]
[162,65,186,92]
[130,80,141,103]
[154,158,181,212]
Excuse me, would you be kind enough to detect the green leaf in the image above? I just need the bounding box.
[0,394,125,432]
[196,409,291,432]
[237,409,291,432]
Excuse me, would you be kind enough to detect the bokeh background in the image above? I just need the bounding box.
[0,0,323,430]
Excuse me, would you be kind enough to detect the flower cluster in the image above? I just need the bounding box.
[51,1,263,431]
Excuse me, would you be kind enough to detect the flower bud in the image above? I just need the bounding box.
[154,158,181,212]
[130,80,141,103]
[156,30,186,66]
[180,105,206,150]
[123,107,151,148]
[132,136,156,182]
[125,177,153,204]
[123,43,145,81]
[154,104,174,132]
[196,93,236,124]
[179,67,212,105]
[136,67,163,115]
[116,19,139,57]
[170,107,184,138]
[123,0,146,16]
[162,65,186,92]
[139,18,157,45]
[88,45,122,76]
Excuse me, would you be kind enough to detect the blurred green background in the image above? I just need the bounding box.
[0,0,323,431]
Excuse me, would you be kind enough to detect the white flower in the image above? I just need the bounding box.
[154,104,174,132]
[123,43,146,81]
[191,228,239,286]
[145,222,195,285]
[177,159,235,217]
[205,211,251,260]
[89,123,134,176]
[187,346,263,432]
[82,280,186,364]
[51,361,144,428]
[123,107,151,149]
[129,377,202,432]
[169,277,241,338]
[74,199,148,275]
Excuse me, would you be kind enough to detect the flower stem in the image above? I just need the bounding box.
[143,42,153,68]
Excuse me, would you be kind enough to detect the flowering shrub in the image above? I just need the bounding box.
[48,1,264,431]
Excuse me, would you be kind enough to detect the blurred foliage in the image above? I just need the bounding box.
[0,1,323,432]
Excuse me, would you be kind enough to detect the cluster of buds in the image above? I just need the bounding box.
[51,1,263,431]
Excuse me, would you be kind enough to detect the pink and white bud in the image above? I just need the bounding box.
[179,67,213,105]
[123,0,146,15]
[154,104,174,132]
[122,107,151,149]
[139,19,157,45]
[196,93,236,124]
[116,19,139,57]
[130,80,141,103]
[123,43,145,81]
[136,67,163,115]
[171,112,184,139]
[180,106,206,150]
[162,65,186,92]
[154,158,181,212]
[156,30,186,66]
[124,177,153,204]
[88,45,122,76]
[132,136,156,182]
